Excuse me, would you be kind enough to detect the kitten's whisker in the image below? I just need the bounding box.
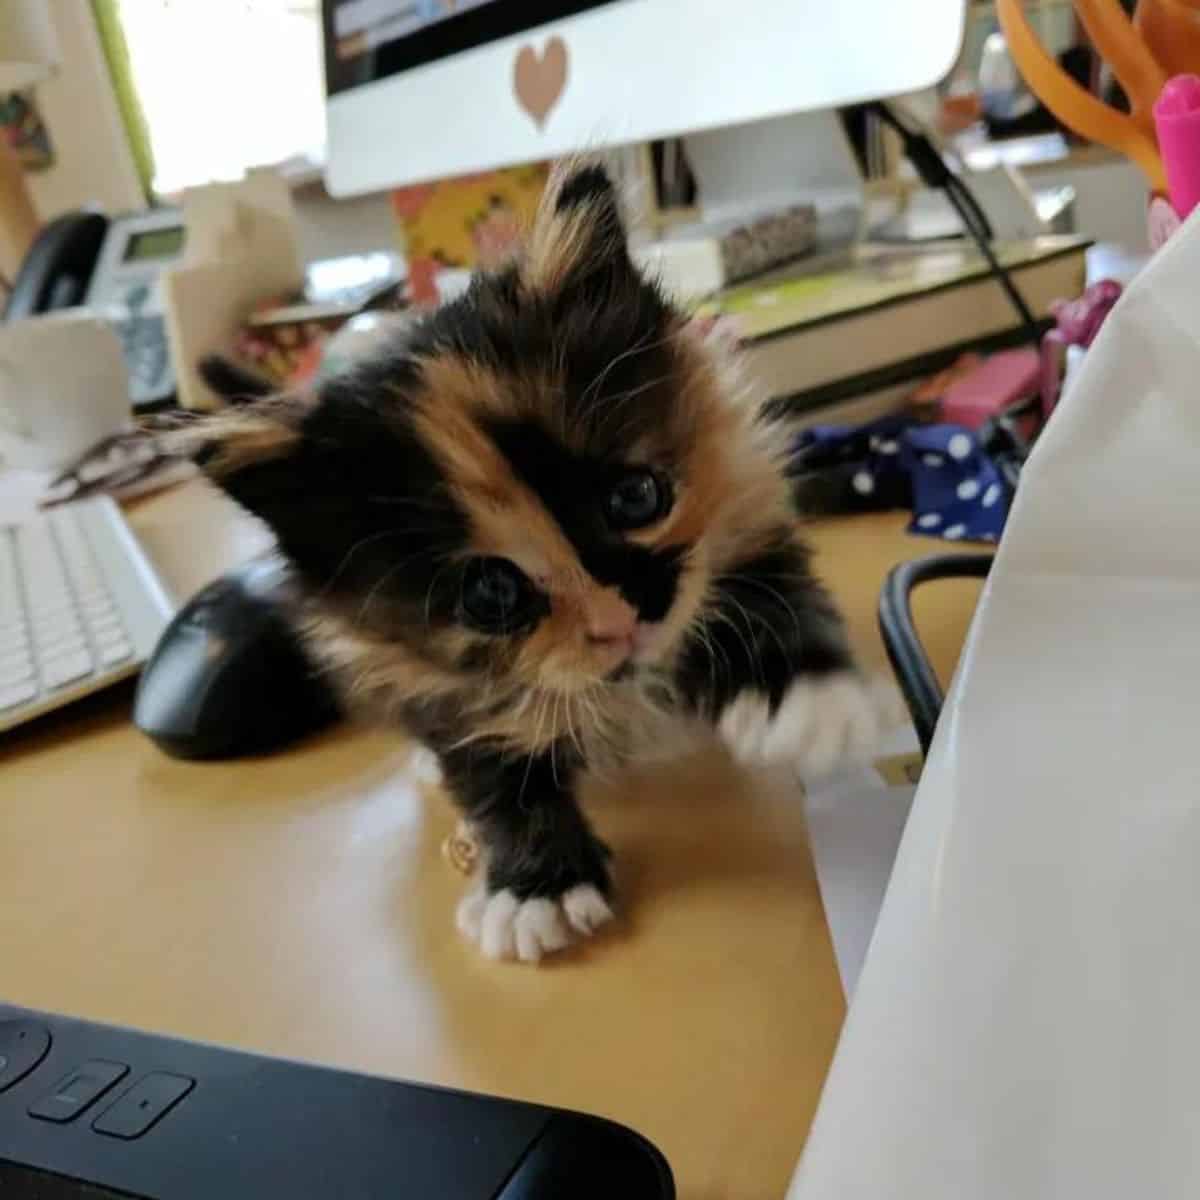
[580,326,673,409]
[548,694,563,788]
[717,594,794,688]
[317,528,409,600]
[357,548,442,620]
[563,690,588,760]
[686,617,724,701]
[708,608,766,690]
[606,369,677,411]
[590,370,681,446]
[516,692,548,808]
[421,559,460,629]
[722,573,804,640]
[723,590,795,662]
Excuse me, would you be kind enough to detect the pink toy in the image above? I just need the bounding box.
[942,348,1041,433]
[1039,279,1123,416]
[1154,74,1200,222]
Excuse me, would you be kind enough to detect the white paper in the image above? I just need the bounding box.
[792,210,1200,1198]
[802,725,919,998]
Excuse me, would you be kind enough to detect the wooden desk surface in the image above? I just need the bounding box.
[0,481,984,1200]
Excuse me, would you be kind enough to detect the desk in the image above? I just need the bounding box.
[0,481,984,1200]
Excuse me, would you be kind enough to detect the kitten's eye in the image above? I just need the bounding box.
[460,557,532,631]
[604,469,671,531]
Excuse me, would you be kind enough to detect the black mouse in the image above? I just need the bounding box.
[134,559,340,760]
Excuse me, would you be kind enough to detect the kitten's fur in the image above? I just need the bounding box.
[190,162,883,962]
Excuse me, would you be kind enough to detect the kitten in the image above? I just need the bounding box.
[189,161,886,963]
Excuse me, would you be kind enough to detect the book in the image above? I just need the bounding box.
[699,235,1090,406]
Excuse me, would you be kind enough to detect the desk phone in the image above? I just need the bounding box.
[82,209,186,410]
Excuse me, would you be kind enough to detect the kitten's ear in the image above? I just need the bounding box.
[523,159,631,295]
[171,392,316,530]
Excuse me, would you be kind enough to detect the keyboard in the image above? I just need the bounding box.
[0,496,175,733]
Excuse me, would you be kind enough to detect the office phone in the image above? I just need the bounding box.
[4,207,186,409]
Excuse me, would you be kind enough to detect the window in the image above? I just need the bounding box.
[116,0,326,195]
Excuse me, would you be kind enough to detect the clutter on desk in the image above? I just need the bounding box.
[995,1,1167,190]
[1039,278,1122,416]
[163,169,304,411]
[632,203,817,300]
[233,255,405,388]
[304,250,405,310]
[941,347,1041,438]
[696,235,1089,404]
[788,259,1125,546]
[0,311,131,471]
[790,415,1010,545]
[1152,73,1200,247]
[996,0,1200,248]
[0,89,53,171]
[1155,75,1200,218]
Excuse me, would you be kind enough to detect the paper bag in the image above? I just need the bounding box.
[164,169,303,410]
[793,212,1200,1199]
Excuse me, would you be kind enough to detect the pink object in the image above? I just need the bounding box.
[1148,193,1183,250]
[941,348,1041,432]
[1039,279,1123,416]
[1154,74,1200,221]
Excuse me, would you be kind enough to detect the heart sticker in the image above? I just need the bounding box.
[513,36,568,130]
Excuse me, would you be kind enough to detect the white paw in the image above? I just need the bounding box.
[455,882,614,963]
[719,672,896,776]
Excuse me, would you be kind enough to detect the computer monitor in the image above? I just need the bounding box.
[323,0,966,197]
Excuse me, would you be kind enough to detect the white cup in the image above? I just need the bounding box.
[0,309,131,471]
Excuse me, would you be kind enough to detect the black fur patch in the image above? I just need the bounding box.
[214,362,470,636]
[486,419,685,622]
[674,531,853,716]
[410,267,675,451]
[555,163,616,212]
[438,739,611,900]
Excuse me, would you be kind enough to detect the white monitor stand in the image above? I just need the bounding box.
[682,108,865,245]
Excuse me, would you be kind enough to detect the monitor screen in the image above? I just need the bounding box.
[323,0,619,94]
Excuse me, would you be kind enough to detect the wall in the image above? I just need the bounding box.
[1031,156,1148,248]
[26,0,144,221]
[290,180,399,263]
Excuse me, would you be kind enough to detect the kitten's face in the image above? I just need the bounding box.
[199,163,788,704]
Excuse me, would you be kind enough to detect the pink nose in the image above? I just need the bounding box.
[584,590,637,644]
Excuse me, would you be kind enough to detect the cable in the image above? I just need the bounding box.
[878,553,994,756]
[865,102,1044,346]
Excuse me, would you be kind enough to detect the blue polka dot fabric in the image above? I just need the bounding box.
[790,417,1011,544]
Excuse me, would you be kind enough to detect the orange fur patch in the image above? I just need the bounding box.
[521,157,625,296]
[169,396,310,475]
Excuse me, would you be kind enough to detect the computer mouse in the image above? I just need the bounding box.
[134,558,341,760]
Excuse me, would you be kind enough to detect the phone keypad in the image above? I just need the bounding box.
[115,315,171,406]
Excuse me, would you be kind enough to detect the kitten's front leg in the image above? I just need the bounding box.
[438,742,614,963]
[679,530,892,776]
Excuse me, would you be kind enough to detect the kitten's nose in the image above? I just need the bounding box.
[584,589,638,645]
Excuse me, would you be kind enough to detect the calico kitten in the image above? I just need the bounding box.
[190,161,886,963]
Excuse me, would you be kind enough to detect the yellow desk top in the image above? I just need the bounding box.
[0,481,983,1200]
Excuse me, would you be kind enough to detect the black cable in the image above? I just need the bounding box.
[865,102,1043,346]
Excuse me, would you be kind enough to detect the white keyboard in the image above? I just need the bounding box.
[0,496,175,733]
